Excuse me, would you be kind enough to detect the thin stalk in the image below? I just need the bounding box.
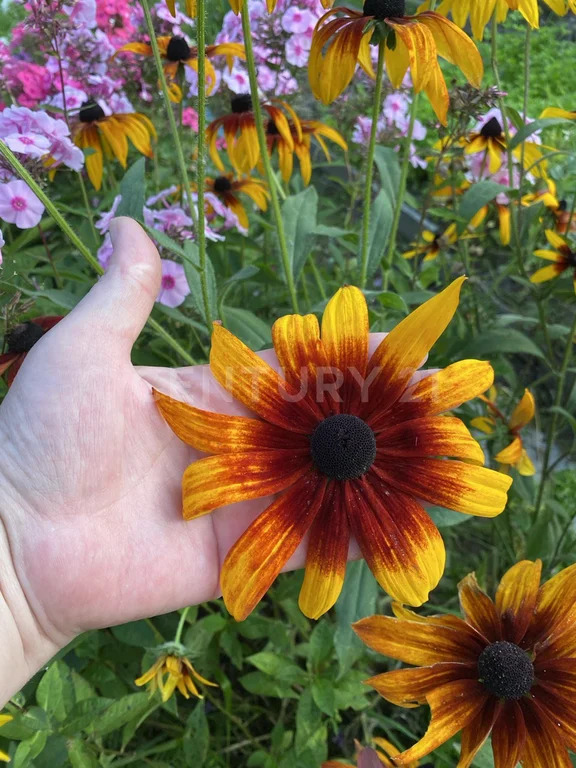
[77,172,99,246]
[174,606,191,644]
[383,93,419,287]
[140,0,212,330]
[516,26,531,254]
[533,309,576,524]
[0,140,197,365]
[195,0,211,326]
[240,4,299,313]
[359,41,385,289]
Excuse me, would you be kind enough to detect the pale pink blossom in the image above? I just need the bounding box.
[222,66,250,94]
[285,34,311,67]
[98,233,114,270]
[0,180,45,229]
[96,195,122,233]
[156,259,190,307]
[282,6,315,33]
[3,133,51,159]
[182,107,199,131]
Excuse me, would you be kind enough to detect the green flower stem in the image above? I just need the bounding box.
[77,172,99,247]
[533,309,576,524]
[359,41,385,289]
[383,92,419,288]
[240,4,299,313]
[174,606,191,644]
[0,139,197,366]
[195,0,211,326]
[140,0,212,329]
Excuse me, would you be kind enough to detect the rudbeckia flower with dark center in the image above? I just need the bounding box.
[206,174,269,229]
[354,559,576,767]
[116,35,245,102]
[73,101,156,190]
[207,96,294,175]
[154,279,511,621]
[135,650,217,701]
[465,114,548,177]
[530,229,576,293]
[0,316,62,387]
[308,0,483,125]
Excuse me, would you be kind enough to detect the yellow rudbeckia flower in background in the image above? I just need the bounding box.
[531,229,576,292]
[0,715,13,763]
[205,174,269,230]
[135,651,217,702]
[308,0,483,125]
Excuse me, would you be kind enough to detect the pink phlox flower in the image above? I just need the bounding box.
[156,258,190,308]
[96,195,123,233]
[182,107,198,131]
[282,6,315,33]
[285,33,311,67]
[221,66,250,94]
[0,227,4,266]
[146,186,179,206]
[97,232,114,270]
[49,87,89,111]
[64,0,97,27]
[0,180,45,229]
[3,133,51,158]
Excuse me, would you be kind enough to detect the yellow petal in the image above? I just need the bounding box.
[495,559,541,643]
[417,11,484,87]
[545,228,568,250]
[516,449,535,476]
[530,264,563,284]
[494,436,523,465]
[509,389,535,430]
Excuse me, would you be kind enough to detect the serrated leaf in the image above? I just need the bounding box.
[282,187,318,280]
[88,693,151,737]
[116,157,146,220]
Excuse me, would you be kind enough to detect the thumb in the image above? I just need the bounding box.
[71,217,161,354]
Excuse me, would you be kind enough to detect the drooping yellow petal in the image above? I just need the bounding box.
[530,264,564,284]
[509,389,535,430]
[516,449,535,476]
[470,416,495,434]
[494,436,523,466]
[417,11,483,87]
[539,107,576,120]
[545,228,569,250]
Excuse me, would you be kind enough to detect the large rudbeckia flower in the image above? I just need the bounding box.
[308,0,483,125]
[207,95,294,175]
[355,560,576,767]
[0,316,62,387]
[0,714,12,763]
[73,101,156,190]
[154,279,511,621]
[116,36,244,102]
[530,229,576,293]
[206,174,269,229]
[135,651,217,701]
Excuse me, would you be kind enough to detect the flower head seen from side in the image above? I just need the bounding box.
[116,36,245,102]
[207,95,294,175]
[403,224,458,262]
[471,387,536,476]
[0,316,62,387]
[135,650,217,702]
[530,229,576,293]
[354,560,576,767]
[308,0,483,125]
[465,112,548,177]
[205,174,269,230]
[323,737,422,767]
[154,278,512,622]
[0,714,13,762]
[73,101,156,190]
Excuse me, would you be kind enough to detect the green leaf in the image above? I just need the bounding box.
[427,506,469,527]
[182,240,217,326]
[508,117,573,150]
[458,181,508,227]
[377,290,408,313]
[145,227,188,259]
[240,671,299,699]
[88,693,152,737]
[308,621,334,669]
[282,187,318,281]
[12,731,47,768]
[36,661,75,722]
[68,739,100,768]
[311,678,336,717]
[247,652,307,685]
[183,702,210,765]
[111,620,158,648]
[334,561,379,675]
[460,329,544,359]
[360,189,393,280]
[220,305,272,349]
[373,145,401,206]
[60,698,116,736]
[116,157,146,220]
[13,285,84,310]
[314,225,352,238]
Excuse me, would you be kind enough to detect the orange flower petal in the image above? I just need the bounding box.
[209,323,319,433]
[417,12,484,87]
[182,450,311,519]
[394,680,489,764]
[491,701,526,768]
[153,389,306,453]
[458,699,501,768]
[387,20,436,93]
[458,573,501,643]
[299,483,349,619]
[221,472,326,620]
[373,458,511,518]
[362,277,466,422]
[520,699,573,768]
[115,41,154,57]
[346,478,444,607]
[495,559,542,644]
[423,58,450,125]
[366,662,477,707]
[377,416,485,464]
[353,613,484,666]
[528,563,576,649]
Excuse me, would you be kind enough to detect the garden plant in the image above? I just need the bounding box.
[0,0,576,766]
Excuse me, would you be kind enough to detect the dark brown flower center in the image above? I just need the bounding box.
[231,94,253,114]
[477,641,534,699]
[310,414,376,480]
[6,322,45,354]
[480,116,503,139]
[363,0,405,19]
[213,176,232,193]
[166,35,191,62]
[79,100,105,123]
[266,119,281,136]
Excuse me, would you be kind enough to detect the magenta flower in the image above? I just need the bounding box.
[182,108,199,131]
[0,180,45,229]
[157,259,190,308]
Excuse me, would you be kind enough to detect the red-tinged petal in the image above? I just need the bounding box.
[346,478,444,607]
[182,450,311,519]
[309,14,368,104]
[417,11,484,87]
[531,682,576,747]
[353,613,484,666]
[5,354,24,386]
[527,563,576,649]
[153,389,306,453]
[361,277,466,423]
[378,359,494,430]
[209,323,319,433]
[376,416,485,464]
[33,316,63,331]
[372,458,512,518]
[321,285,369,412]
[530,264,565,284]
[299,483,349,619]
[495,559,542,644]
[386,19,436,93]
[271,313,329,420]
[365,662,477,707]
[458,698,501,768]
[491,701,526,768]
[458,573,501,643]
[393,680,489,764]
[509,388,535,430]
[0,352,18,377]
[520,698,573,768]
[221,472,326,620]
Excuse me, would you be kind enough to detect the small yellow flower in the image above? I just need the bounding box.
[403,224,458,262]
[0,714,13,763]
[531,230,576,293]
[135,653,217,702]
[471,388,536,476]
